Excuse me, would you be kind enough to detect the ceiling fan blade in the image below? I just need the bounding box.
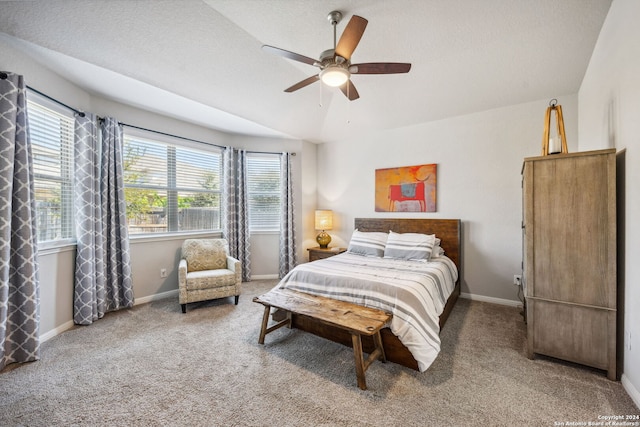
[284,75,320,93]
[335,15,368,61]
[339,79,360,101]
[349,63,412,74]
[262,45,318,66]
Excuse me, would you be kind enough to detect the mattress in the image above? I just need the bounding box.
[275,252,458,372]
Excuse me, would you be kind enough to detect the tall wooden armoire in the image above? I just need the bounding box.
[522,148,616,380]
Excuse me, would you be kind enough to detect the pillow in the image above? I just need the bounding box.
[383,231,436,262]
[347,229,388,257]
[431,244,445,258]
[431,238,444,258]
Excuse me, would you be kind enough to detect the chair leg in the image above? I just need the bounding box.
[235,295,239,305]
[181,304,186,313]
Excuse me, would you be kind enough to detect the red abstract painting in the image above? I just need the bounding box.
[375,164,437,212]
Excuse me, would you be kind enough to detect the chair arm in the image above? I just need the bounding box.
[178,259,188,288]
[227,255,241,282]
[226,255,240,272]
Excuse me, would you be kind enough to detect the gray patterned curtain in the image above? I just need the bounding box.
[279,152,296,278]
[222,147,250,282]
[0,72,40,370]
[73,115,133,325]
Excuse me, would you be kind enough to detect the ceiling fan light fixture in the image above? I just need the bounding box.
[320,66,350,87]
[264,13,410,101]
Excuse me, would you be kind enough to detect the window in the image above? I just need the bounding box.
[123,131,222,234]
[246,153,281,232]
[27,95,75,245]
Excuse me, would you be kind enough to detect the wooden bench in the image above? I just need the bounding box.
[253,288,392,390]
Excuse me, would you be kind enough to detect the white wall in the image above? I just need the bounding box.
[37,247,75,341]
[317,96,578,303]
[578,0,640,407]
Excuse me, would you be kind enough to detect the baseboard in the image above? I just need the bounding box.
[134,289,178,305]
[40,291,178,343]
[39,289,516,344]
[460,292,522,307]
[621,374,640,409]
[250,274,279,280]
[40,320,74,343]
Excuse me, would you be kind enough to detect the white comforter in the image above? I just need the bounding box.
[275,252,458,372]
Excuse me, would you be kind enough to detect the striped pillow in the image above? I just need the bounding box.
[347,229,388,257]
[383,231,436,262]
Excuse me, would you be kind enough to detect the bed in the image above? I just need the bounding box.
[272,218,462,372]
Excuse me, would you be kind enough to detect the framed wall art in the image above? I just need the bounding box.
[375,163,437,212]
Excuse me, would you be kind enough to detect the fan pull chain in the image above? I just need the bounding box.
[346,84,351,124]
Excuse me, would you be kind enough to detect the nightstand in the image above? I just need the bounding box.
[307,247,347,262]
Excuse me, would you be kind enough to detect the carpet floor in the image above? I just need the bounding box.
[1,279,637,426]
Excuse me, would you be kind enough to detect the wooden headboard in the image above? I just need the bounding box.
[354,218,462,274]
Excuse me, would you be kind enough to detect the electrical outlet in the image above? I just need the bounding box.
[513,275,522,286]
[626,331,632,351]
[160,268,167,278]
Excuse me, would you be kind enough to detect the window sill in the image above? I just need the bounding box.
[38,240,77,256]
[250,230,280,235]
[129,230,223,244]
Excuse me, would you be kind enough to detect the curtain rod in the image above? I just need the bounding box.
[121,122,226,150]
[122,123,295,156]
[246,150,296,156]
[20,84,295,156]
[26,85,86,117]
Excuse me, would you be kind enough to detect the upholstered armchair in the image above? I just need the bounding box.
[178,238,241,313]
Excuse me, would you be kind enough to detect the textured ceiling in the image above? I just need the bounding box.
[0,0,612,143]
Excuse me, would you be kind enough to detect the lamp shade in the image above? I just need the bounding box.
[315,210,333,230]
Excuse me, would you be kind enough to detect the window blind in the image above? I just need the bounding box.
[27,99,75,243]
[246,153,281,232]
[123,133,222,234]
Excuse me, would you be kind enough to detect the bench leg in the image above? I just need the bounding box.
[258,305,271,345]
[351,333,367,390]
[257,305,292,345]
[374,331,386,363]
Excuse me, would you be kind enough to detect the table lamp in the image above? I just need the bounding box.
[315,210,333,248]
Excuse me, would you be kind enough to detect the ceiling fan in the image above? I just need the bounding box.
[262,11,411,101]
